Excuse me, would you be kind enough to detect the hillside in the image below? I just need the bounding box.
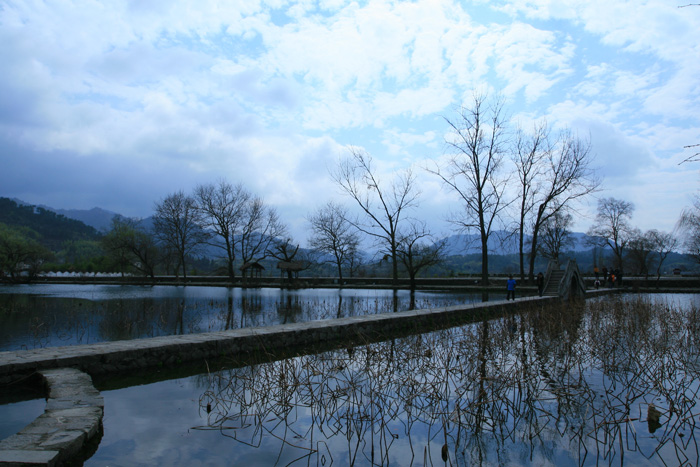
[50,206,118,232]
[11,198,118,231]
[0,197,100,250]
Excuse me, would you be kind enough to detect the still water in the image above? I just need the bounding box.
[0,284,497,351]
[78,293,700,466]
[3,288,699,465]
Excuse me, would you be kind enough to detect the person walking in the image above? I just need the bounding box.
[506,275,517,300]
[536,272,545,297]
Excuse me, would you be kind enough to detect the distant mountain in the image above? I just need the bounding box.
[440,230,601,257]
[10,198,119,232]
[0,197,100,249]
[50,207,119,232]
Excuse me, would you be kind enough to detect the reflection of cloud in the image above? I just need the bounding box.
[88,297,700,465]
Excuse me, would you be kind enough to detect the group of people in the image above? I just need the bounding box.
[593,266,623,289]
[506,265,623,298]
[505,271,546,300]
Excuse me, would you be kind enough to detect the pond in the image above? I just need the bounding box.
[3,291,700,465]
[80,293,700,466]
[0,284,500,351]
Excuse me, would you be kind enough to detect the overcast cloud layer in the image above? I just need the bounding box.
[1,0,698,243]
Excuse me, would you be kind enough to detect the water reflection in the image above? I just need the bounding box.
[181,295,700,466]
[0,285,495,351]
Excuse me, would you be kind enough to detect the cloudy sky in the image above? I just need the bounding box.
[1,0,698,244]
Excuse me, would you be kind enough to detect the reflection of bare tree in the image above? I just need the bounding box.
[98,299,157,341]
[194,296,700,466]
[240,293,262,328]
[223,293,235,331]
[4,292,474,350]
[276,292,303,324]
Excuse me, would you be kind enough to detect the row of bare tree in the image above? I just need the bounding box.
[103,92,696,285]
[102,183,286,281]
[331,92,599,286]
[590,196,694,279]
[331,93,698,284]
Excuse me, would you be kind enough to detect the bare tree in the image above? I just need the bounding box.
[526,129,599,281]
[678,195,700,265]
[194,180,250,281]
[587,197,635,270]
[153,191,207,280]
[511,120,549,281]
[428,93,510,285]
[332,147,419,286]
[647,229,679,283]
[238,197,287,278]
[626,228,655,277]
[680,144,700,164]
[345,243,364,278]
[538,209,574,261]
[308,201,360,285]
[269,236,312,282]
[396,220,446,290]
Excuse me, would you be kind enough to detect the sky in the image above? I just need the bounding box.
[1,0,699,246]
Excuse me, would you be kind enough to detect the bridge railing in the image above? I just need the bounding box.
[558,259,587,299]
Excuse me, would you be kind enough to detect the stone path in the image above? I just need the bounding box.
[0,368,103,466]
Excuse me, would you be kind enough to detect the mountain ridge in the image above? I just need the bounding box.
[5,197,602,256]
[10,197,119,232]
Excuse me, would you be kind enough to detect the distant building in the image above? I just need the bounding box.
[240,261,265,279]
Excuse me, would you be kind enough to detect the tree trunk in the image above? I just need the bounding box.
[518,226,526,282]
[528,228,540,284]
[337,262,344,286]
[391,247,399,287]
[227,257,235,281]
[481,236,489,285]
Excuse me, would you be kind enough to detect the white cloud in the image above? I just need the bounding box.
[0,0,698,243]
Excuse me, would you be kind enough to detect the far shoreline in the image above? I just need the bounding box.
[3,274,699,294]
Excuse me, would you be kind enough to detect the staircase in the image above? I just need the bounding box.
[543,269,565,297]
[542,260,587,299]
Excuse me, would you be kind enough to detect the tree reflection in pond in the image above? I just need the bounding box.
[194,296,700,466]
[0,285,487,351]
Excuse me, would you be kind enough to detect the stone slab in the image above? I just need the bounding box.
[0,449,59,466]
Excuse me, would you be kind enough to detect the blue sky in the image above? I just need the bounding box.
[1,0,698,245]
